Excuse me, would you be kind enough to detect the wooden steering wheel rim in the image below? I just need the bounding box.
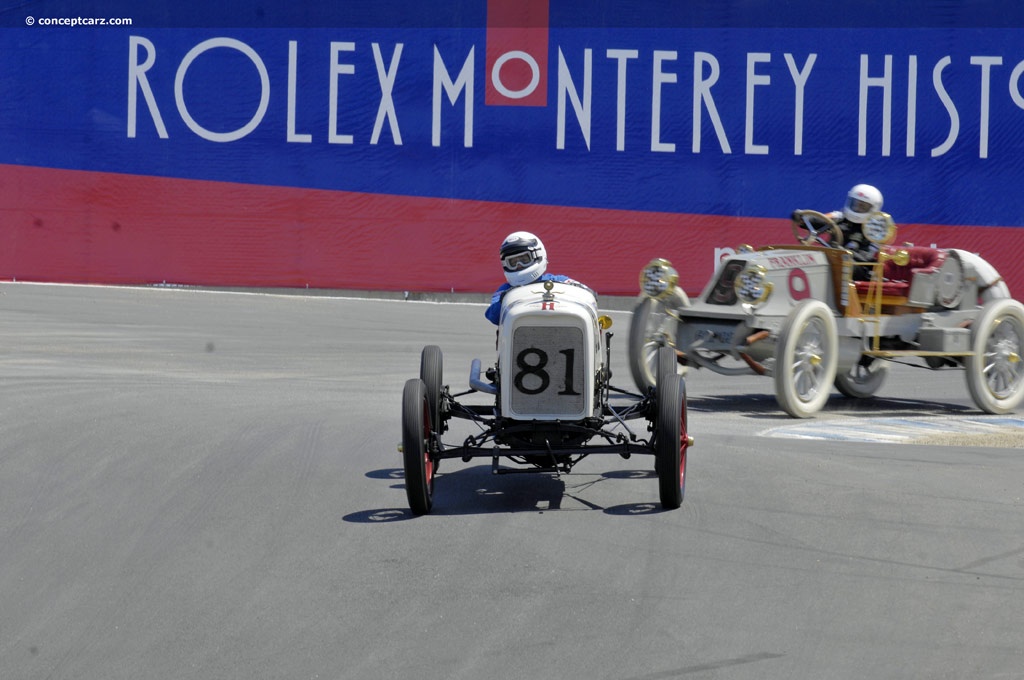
[791,210,843,247]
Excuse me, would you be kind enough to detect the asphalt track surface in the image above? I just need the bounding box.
[2,283,1023,680]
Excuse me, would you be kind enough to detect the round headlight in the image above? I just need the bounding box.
[862,212,896,244]
[639,258,678,299]
[735,264,773,304]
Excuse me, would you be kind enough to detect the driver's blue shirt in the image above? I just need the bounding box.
[485,274,584,325]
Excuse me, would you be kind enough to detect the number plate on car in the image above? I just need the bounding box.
[510,326,585,416]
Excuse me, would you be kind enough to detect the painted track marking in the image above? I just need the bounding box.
[764,415,1024,444]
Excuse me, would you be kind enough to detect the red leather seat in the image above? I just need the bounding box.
[880,245,946,281]
[854,246,945,298]
[858,279,910,297]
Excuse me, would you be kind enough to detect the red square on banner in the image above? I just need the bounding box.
[485,0,549,106]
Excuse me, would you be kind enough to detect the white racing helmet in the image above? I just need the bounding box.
[843,184,883,224]
[500,231,547,286]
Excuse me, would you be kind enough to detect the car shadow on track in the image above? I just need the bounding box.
[350,466,670,521]
[687,392,975,420]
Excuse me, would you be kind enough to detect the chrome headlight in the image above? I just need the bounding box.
[862,212,896,244]
[734,264,773,304]
[639,258,678,300]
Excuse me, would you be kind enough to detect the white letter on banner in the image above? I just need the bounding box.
[745,53,770,155]
[652,50,677,153]
[287,41,311,143]
[857,54,892,156]
[715,247,736,266]
[432,46,475,148]
[329,42,355,144]
[175,38,269,143]
[693,52,731,154]
[128,36,168,138]
[1010,60,1024,110]
[784,53,815,155]
[371,43,403,145]
[971,56,1001,159]
[492,51,540,99]
[906,55,917,156]
[557,48,592,150]
[607,49,638,151]
[931,56,959,157]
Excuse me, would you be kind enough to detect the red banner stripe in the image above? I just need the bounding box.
[485,0,549,106]
[3,164,1022,299]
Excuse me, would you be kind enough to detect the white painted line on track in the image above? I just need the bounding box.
[2,280,637,313]
[764,415,1024,444]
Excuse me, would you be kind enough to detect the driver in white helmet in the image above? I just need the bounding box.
[485,231,590,324]
[792,184,890,281]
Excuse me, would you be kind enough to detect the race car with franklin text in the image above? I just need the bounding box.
[628,210,1024,418]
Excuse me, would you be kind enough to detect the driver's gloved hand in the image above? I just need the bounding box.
[793,210,823,226]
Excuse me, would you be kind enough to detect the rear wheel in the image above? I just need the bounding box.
[656,345,679,389]
[655,372,688,509]
[835,357,889,398]
[402,378,435,515]
[420,345,444,435]
[965,299,1024,414]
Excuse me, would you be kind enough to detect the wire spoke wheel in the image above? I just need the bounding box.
[629,297,681,393]
[835,358,889,398]
[774,300,838,418]
[966,299,1024,414]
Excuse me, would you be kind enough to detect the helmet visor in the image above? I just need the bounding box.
[847,198,873,215]
[503,251,536,271]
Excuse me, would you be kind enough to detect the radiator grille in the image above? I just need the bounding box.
[509,326,586,417]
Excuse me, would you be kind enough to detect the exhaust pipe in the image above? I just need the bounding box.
[469,359,498,394]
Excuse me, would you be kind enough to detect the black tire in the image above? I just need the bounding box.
[402,378,435,515]
[420,345,444,435]
[656,345,678,389]
[655,372,688,509]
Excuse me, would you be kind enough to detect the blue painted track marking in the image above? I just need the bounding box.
[764,416,1024,444]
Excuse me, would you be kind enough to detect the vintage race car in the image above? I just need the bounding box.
[400,280,692,515]
[628,210,1024,418]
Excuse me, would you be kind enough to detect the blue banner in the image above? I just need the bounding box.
[2,2,1024,227]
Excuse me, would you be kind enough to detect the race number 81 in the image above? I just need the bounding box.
[510,326,586,414]
[514,347,580,395]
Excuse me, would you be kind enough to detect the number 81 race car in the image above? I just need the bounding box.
[400,280,692,515]
[629,211,1024,418]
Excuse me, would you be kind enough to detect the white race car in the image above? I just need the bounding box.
[629,210,1024,418]
[401,280,692,515]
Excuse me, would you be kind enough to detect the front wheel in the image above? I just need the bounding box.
[629,293,687,393]
[655,371,688,509]
[774,300,839,418]
[965,298,1024,414]
[402,378,435,515]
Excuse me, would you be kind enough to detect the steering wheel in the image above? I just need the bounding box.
[791,210,843,247]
